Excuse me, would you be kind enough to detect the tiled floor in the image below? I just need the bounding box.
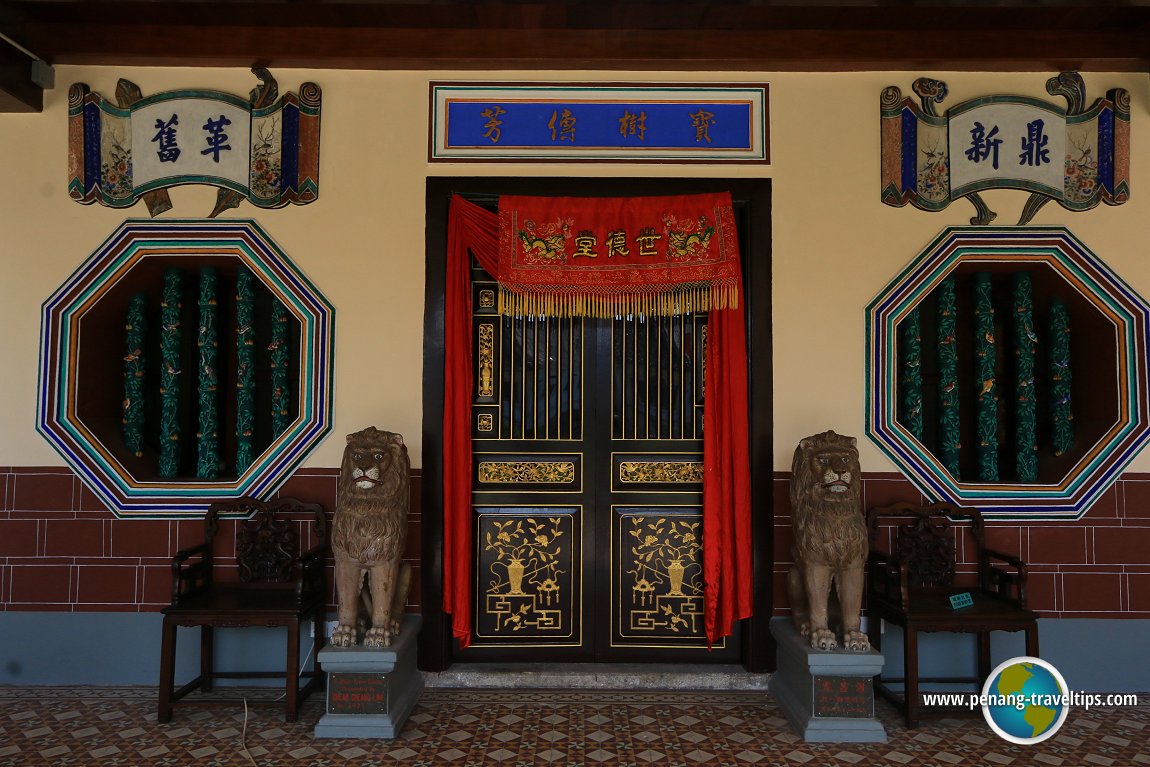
[0,686,1147,766]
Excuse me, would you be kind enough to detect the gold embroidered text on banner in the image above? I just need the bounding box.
[496,192,740,318]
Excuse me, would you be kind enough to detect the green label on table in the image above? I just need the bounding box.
[949,592,974,610]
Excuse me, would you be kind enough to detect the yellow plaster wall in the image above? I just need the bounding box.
[1,67,1147,471]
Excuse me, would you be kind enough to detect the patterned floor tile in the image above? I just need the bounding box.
[485,746,517,760]
[535,748,567,762]
[0,687,1144,767]
[88,745,121,758]
[430,747,461,760]
[685,748,718,762]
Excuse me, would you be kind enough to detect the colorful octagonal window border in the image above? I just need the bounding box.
[37,219,335,518]
[866,227,1150,520]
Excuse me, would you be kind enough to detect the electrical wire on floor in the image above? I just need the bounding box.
[245,631,317,766]
[275,633,317,702]
[240,697,258,767]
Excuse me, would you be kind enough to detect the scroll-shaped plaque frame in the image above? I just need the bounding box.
[68,68,320,217]
[881,72,1129,225]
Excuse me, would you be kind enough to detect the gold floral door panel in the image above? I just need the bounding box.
[467,261,736,662]
[474,507,581,644]
[614,506,706,647]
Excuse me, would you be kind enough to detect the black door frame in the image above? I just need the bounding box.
[420,176,775,672]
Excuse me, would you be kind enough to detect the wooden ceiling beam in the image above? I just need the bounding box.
[14,24,1150,73]
[7,2,1150,73]
[0,38,42,112]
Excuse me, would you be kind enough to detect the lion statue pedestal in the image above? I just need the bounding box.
[768,617,886,742]
[767,430,886,742]
[315,613,423,739]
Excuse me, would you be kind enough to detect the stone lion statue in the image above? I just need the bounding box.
[331,426,412,648]
[786,430,870,652]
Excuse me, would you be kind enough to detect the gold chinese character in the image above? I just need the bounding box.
[635,227,661,257]
[619,109,647,141]
[689,108,715,143]
[573,231,598,258]
[549,108,577,142]
[605,230,630,258]
[481,106,507,144]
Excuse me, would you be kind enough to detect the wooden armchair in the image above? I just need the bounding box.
[157,497,329,723]
[865,501,1039,728]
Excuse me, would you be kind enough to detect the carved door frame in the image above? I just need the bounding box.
[420,176,775,672]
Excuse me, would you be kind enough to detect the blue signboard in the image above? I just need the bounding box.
[431,83,769,163]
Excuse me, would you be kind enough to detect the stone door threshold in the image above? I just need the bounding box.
[422,663,770,690]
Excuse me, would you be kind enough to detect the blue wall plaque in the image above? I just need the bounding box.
[431,82,769,163]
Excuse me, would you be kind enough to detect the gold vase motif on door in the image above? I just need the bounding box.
[507,558,526,595]
[667,559,686,596]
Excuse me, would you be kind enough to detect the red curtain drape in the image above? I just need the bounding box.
[444,193,752,649]
[702,268,754,645]
[443,195,499,648]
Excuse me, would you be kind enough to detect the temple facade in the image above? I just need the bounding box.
[0,2,1147,699]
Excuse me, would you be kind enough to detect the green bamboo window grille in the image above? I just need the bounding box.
[116,263,300,481]
[896,268,1075,484]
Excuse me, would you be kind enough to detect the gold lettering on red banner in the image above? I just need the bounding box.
[497,192,740,317]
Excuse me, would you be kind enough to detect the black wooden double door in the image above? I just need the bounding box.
[463,259,739,663]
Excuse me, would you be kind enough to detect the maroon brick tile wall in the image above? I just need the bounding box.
[772,471,1150,618]
[0,467,422,615]
[3,465,1147,620]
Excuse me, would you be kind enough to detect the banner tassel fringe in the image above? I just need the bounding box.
[497,284,738,318]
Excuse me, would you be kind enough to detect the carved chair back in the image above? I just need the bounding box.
[868,501,985,589]
[199,497,328,587]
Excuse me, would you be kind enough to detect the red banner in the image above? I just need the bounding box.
[496,192,740,317]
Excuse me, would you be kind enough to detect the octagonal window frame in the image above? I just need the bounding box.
[38,219,335,518]
[866,227,1150,520]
